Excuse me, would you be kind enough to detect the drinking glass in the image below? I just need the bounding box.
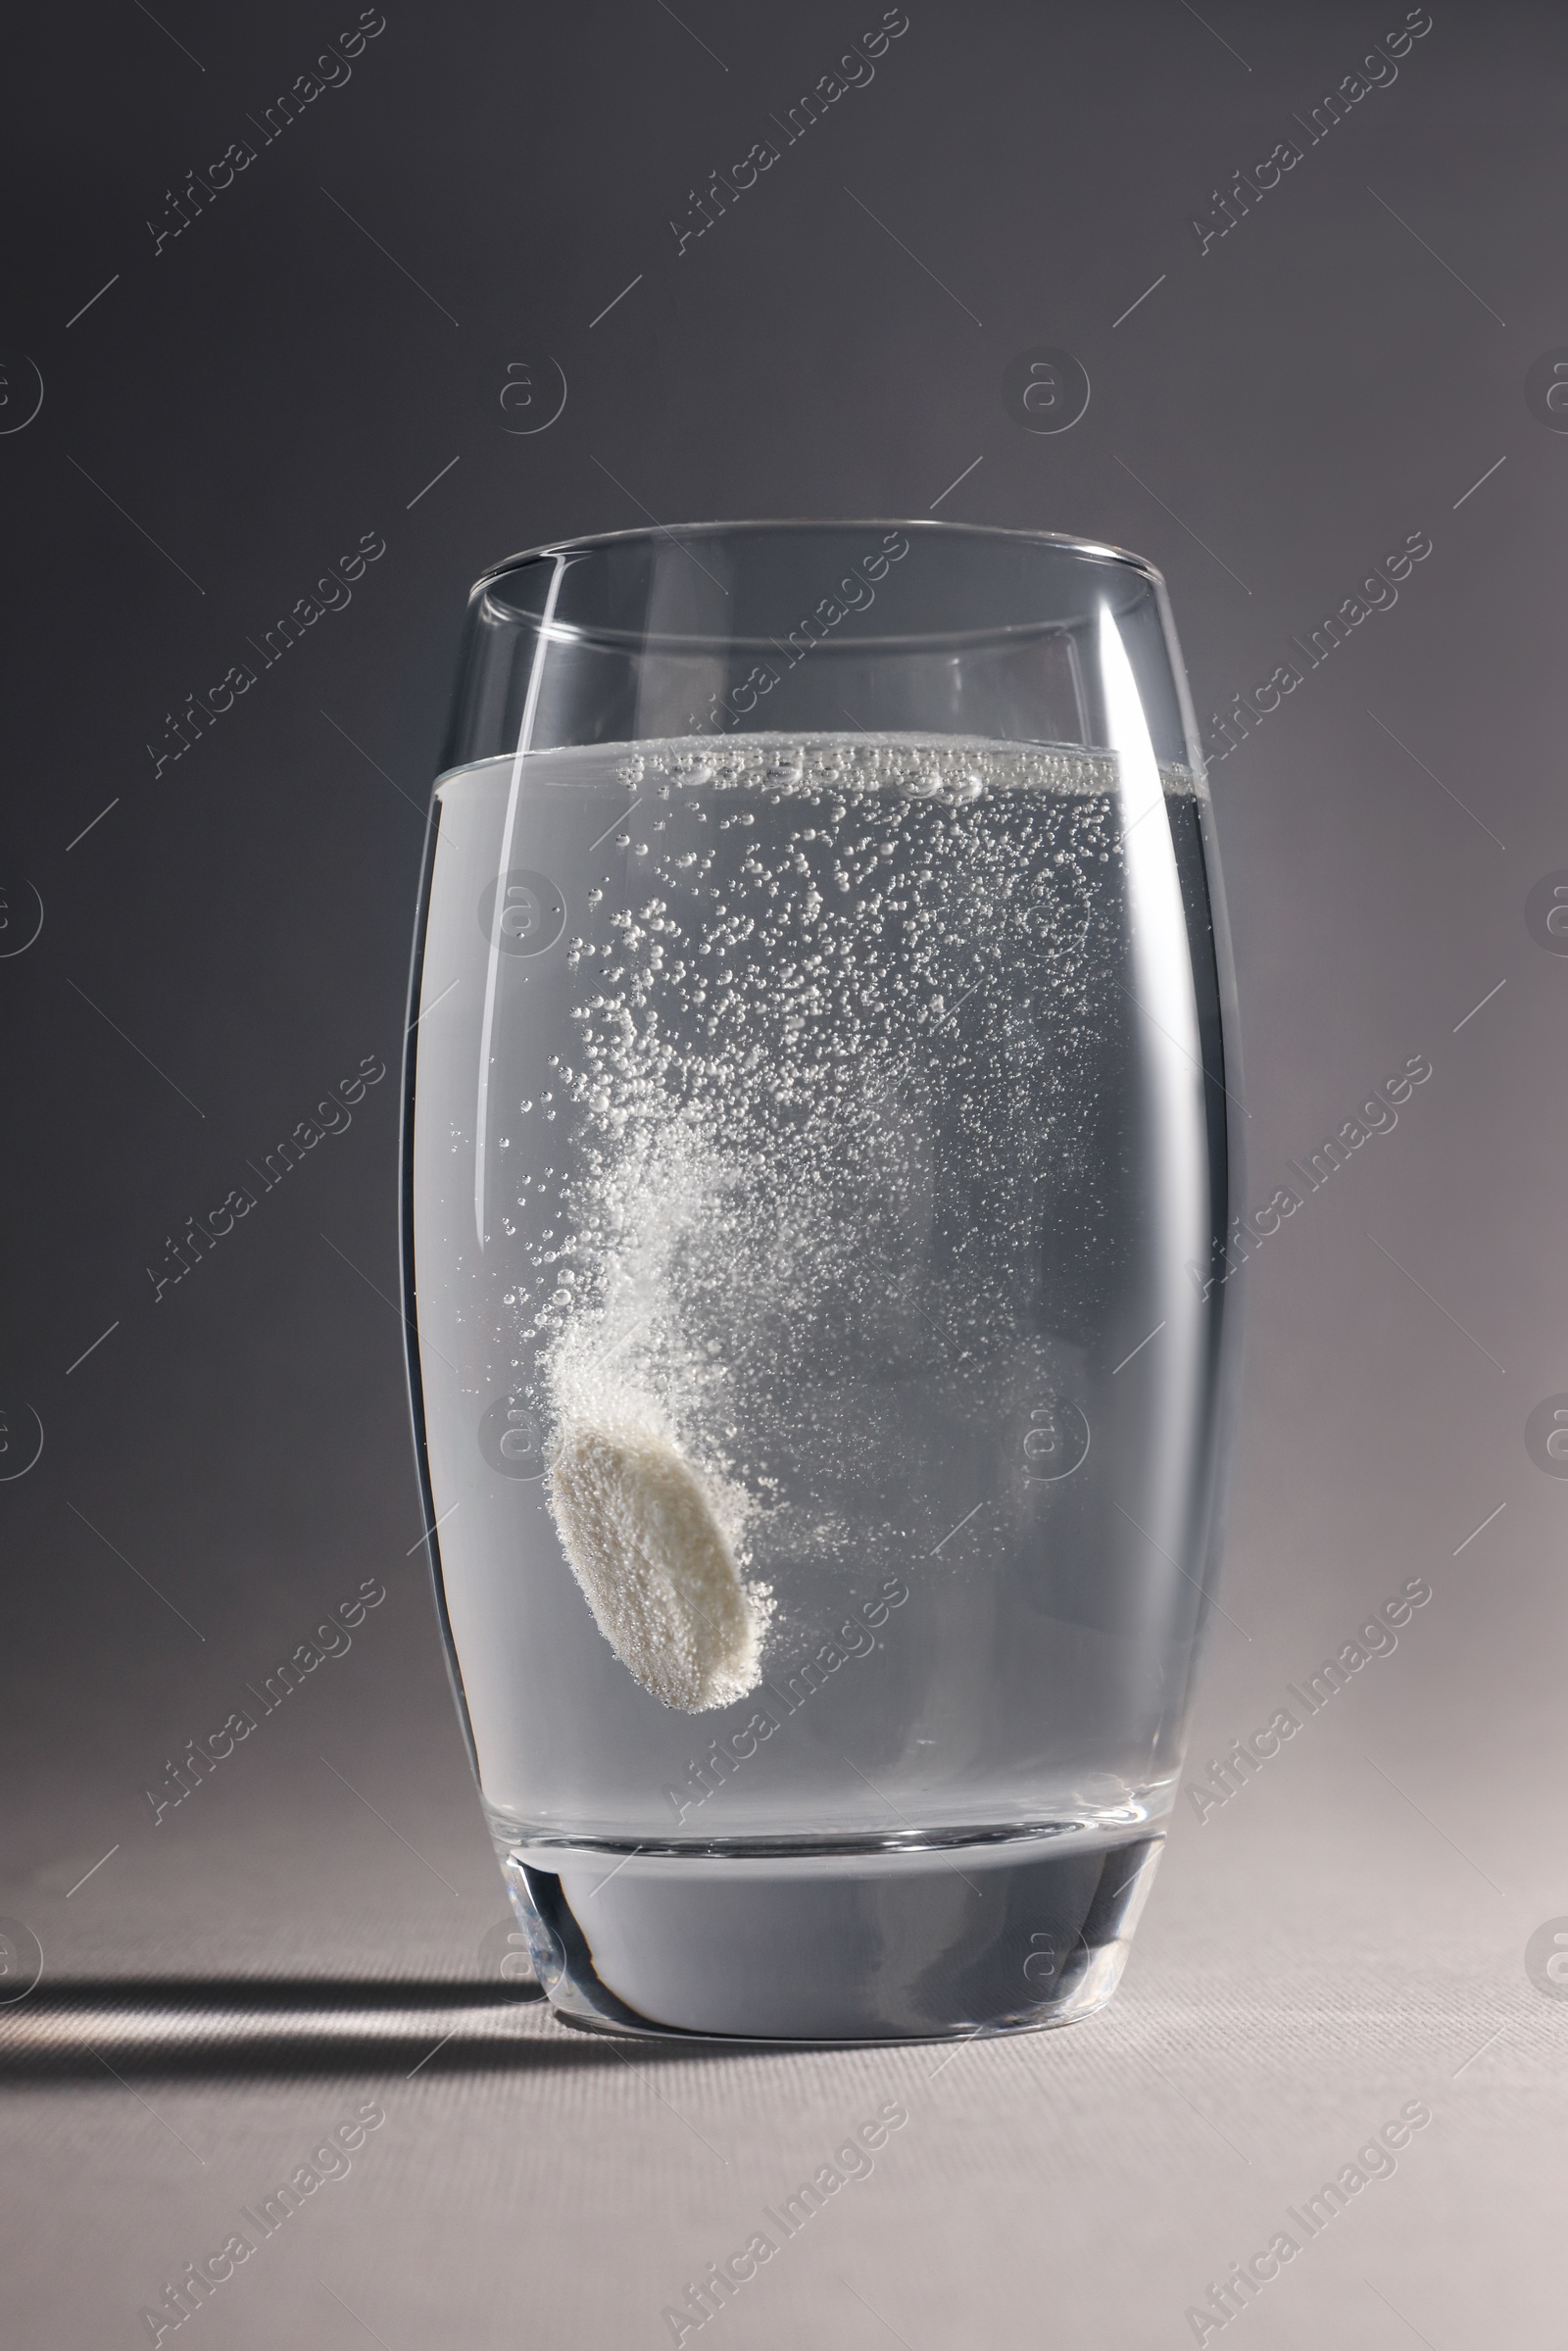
[402,520,1241,2041]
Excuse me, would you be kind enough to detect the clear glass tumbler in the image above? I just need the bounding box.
[402,520,1241,2041]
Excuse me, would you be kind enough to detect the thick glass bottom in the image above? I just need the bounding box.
[499,1829,1163,2043]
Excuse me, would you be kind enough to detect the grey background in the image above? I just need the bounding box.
[3,1,1564,2342]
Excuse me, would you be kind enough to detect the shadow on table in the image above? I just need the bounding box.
[0,1978,770,2079]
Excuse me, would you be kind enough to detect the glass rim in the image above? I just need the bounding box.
[468,514,1167,600]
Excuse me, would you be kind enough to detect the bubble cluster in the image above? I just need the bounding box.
[509,735,1195,1637]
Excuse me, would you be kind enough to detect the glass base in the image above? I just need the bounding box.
[499,1829,1163,2044]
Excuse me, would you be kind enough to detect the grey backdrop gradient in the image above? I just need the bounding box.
[2,2,1563,2344]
